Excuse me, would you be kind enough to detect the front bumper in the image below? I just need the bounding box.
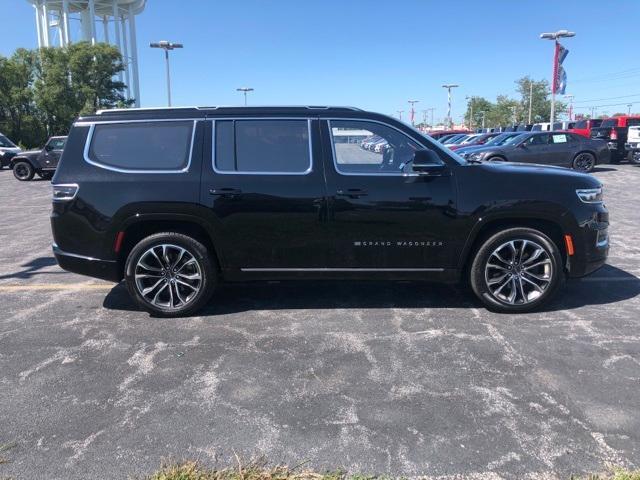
[567,209,609,278]
[52,243,120,282]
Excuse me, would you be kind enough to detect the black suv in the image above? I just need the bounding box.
[12,136,67,181]
[51,106,609,316]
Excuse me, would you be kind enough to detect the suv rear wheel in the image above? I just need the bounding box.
[470,228,564,313]
[13,161,35,181]
[124,232,216,317]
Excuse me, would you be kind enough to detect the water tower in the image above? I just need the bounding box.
[26,0,146,106]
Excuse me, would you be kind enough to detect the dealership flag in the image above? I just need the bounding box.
[553,42,569,94]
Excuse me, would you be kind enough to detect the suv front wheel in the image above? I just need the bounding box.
[470,228,564,313]
[124,232,217,317]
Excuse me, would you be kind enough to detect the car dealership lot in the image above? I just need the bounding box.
[1,166,639,479]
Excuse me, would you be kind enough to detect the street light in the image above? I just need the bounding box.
[150,40,183,107]
[236,87,254,106]
[408,100,419,126]
[539,30,575,127]
[442,84,459,129]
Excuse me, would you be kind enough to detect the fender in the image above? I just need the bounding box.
[455,199,577,273]
[11,152,42,169]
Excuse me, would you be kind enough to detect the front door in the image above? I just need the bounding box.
[43,137,66,169]
[200,118,331,271]
[321,119,458,271]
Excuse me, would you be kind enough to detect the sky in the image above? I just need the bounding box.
[2,0,640,124]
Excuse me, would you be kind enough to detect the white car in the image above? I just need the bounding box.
[626,125,640,164]
[0,133,22,169]
[531,122,551,132]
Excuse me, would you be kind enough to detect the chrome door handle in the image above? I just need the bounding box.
[336,188,368,199]
[209,188,242,197]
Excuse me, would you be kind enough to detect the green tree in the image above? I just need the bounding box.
[0,49,47,147]
[464,96,494,129]
[515,76,566,123]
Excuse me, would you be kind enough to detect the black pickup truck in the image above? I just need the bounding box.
[11,136,67,181]
[590,116,640,163]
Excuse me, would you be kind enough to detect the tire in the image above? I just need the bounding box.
[572,152,595,173]
[486,156,507,162]
[470,228,565,313]
[630,152,640,165]
[124,232,217,317]
[13,161,35,181]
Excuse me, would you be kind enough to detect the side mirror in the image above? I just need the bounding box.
[411,149,446,174]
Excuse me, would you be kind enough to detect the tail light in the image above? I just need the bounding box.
[52,183,78,201]
[610,129,618,140]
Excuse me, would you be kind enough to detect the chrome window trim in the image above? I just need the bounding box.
[211,117,314,176]
[81,119,198,174]
[325,118,431,177]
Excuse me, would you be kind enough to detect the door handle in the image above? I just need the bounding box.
[336,188,368,199]
[209,187,242,197]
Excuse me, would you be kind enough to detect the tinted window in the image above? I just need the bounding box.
[0,135,17,148]
[601,119,617,128]
[627,118,640,127]
[88,121,193,171]
[525,134,549,146]
[215,119,311,173]
[575,120,587,129]
[48,138,66,150]
[331,120,423,174]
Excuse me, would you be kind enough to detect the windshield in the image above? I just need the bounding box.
[0,135,17,148]
[601,119,617,128]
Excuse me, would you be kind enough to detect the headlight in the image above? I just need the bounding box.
[576,187,603,203]
[468,153,482,161]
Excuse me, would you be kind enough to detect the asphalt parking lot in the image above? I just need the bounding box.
[1,165,639,479]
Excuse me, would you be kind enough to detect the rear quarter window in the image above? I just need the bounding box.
[87,120,194,172]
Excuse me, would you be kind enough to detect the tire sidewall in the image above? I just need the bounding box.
[470,228,564,313]
[124,232,216,317]
[13,161,34,181]
[573,152,595,173]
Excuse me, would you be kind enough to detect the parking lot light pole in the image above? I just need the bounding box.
[408,100,419,126]
[540,30,575,127]
[442,84,459,129]
[236,87,254,106]
[150,41,184,107]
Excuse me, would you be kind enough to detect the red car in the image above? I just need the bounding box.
[428,129,470,141]
[569,118,603,138]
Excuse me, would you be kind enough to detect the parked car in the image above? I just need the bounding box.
[51,107,609,317]
[625,125,640,164]
[516,124,534,132]
[428,130,469,140]
[590,115,640,163]
[449,132,501,151]
[456,132,525,157]
[462,131,609,172]
[532,123,551,132]
[570,119,603,138]
[442,134,468,145]
[552,121,576,131]
[0,133,21,169]
[11,136,67,181]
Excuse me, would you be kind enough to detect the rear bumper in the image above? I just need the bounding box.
[53,244,121,282]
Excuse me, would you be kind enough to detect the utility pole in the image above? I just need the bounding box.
[466,96,474,131]
[628,104,633,115]
[408,100,419,126]
[236,87,254,106]
[150,41,184,107]
[540,30,576,127]
[564,94,574,120]
[442,84,459,129]
[397,110,404,121]
[528,80,533,124]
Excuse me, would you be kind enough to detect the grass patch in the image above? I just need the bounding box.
[143,459,640,480]
[0,443,16,466]
[572,469,640,480]
[143,458,384,480]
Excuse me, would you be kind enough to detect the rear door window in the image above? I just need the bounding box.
[214,119,311,174]
[87,120,194,172]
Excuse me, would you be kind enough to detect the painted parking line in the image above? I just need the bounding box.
[0,283,114,292]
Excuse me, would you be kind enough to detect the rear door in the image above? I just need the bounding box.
[200,117,331,272]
